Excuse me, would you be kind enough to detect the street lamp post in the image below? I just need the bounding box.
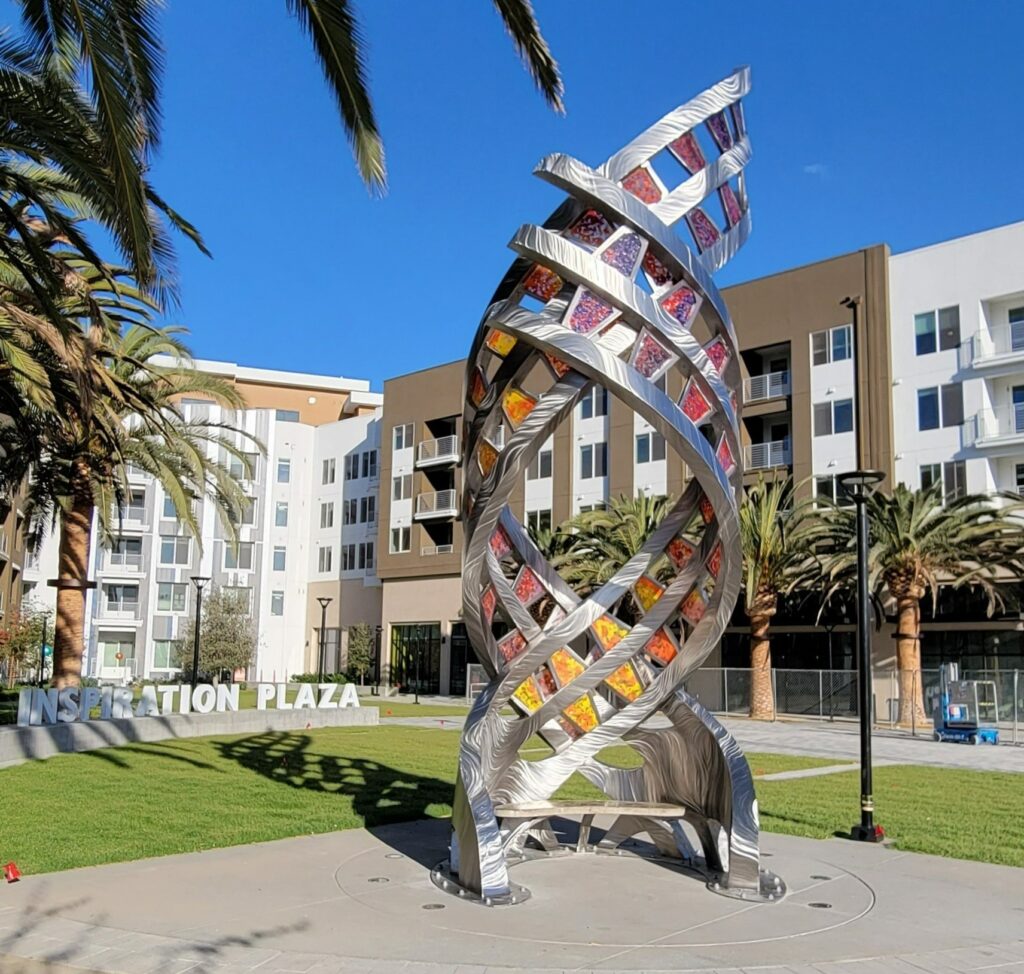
[189,576,211,692]
[837,469,886,843]
[316,597,333,683]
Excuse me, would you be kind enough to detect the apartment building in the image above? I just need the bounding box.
[23,360,383,683]
[0,486,28,627]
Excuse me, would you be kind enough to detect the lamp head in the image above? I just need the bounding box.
[836,469,885,492]
[190,575,211,591]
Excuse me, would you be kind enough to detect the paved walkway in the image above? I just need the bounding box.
[2,821,1023,974]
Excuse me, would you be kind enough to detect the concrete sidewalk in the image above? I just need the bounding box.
[2,820,1023,974]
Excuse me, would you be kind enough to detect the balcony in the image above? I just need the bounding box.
[101,601,141,622]
[744,439,792,470]
[743,370,790,403]
[421,544,455,556]
[105,552,144,572]
[414,489,459,520]
[967,404,1024,449]
[416,435,459,468]
[964,323,1024,370]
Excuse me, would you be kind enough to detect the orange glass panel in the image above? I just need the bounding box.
[549,647,586,687]
[645,627,678,666]
[681,589,706,625]
[634,575,665,613]
[592,615,629,651]
[605,662,644,702]
[706,541,723,578]
[468,367,489,408]
[502,387,538,429]
[523,264,563,302]
[666,536,695,571]
[562,694,599,733]
[486,329,516,357]
[477,439,499,477]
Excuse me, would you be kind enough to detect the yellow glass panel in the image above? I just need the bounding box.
[549,648,585,687]
[605,662,644,702]
[512,676,543,714]
[562,694,599,733]
[592,615,629,650]
[502,387,538,429]
[634,575,665,613]
[486,329,516,356]
[477,439,498,476]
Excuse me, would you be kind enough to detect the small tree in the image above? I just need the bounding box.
[347,624,374,685]
[176,588,255,682]
[0,605,52,687]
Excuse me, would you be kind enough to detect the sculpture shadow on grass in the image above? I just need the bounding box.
[213,731,455,866]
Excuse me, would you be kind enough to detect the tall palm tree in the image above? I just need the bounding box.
[738,476,819,720]
[15,0,563,196]
[817,484,1024,725]
[6,317,257,687]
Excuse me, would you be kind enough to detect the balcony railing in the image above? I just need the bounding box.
[968,403,1024,445]
[421,544,455,556]
[743,370,790,402]
[416,435,459,467]
[414,489,459,519]
[744,439,792,470]
[965,322,1024,366]
[103,602,140,620]
[106,552,143,570]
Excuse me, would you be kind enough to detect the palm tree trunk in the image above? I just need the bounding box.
[895,595,928,726]
[749,612,775,720]
[53,459,94,688]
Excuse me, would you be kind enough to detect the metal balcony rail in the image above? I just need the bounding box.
[744,439,791,470]
[743,370,790,402]
[971,403,1024,442]
[104,601,140,617]
[968,322,1024,364]
[416,435,459,465]
[415,489,458,517]
[421,544,455,556]
[107,551,143,569]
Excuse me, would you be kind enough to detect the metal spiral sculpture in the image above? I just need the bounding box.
[444,67,781,906]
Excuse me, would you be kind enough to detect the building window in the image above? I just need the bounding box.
[635,431,666,463]
[159,535,191,566]
[320,502,334,529]
[811,324,852,365]
[343,498,357,524]
[918,384,962,431]
[110,537,143,567]
[527,509,552,535]
[392,474,413,500]
[273,546,286,571]
[223,586,253,613]
[318,546,333,572]
[275,501,288,527]
[344,454,358,480]
[238,497,256,526]
[813,399,853,436]
[527,449,552,480]
[106,584,139,611]
[1015,463,1024,495]
[393,423,414,451]
[814,476,853,507]
[943,461,966,502]
[360,496,376,523]
[270,591,284,616]
[358,541,375,571]
[580,442,608,479]
[322,458,336,484]
[920,464,942,493]
[341,543,355,570]
[914,311,936,356]
[152,639,179,670]
[390,526,411,553]
[157,582,188,612]
[228,451,259,481]
[224,542,255,571]
[361,449,378,478]
[277,458,291,483]
[578,502,607,513]
[276,409,300,423]
[915,306,960,355]
[162,495,178,519]
[121,489,145,521]
[580,387,609,419]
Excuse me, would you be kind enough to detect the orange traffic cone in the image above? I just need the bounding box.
[4,862,21,883]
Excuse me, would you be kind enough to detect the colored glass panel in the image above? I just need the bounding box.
[481,585,497,625]
[706,111,733,151]
[512,675,543,713]
[720,183,743,227]
[642,250,674,288]
[686,208,721,251]
[486,329,516,356]
[549,648,586,687]
[645,628,678,666]
[681,379,712,423]
[568,289,617,335]
[545,352,572,379]
[716,435,737,475]
[699,494,715,524]
[634,575,665,613]
[498,628,527,664]
[557,715,584,741]
[477,439,499,477]
[681,588,706,625]
[599,230,646,277]
[707,541,723,579]
[660,285,700,328]
[502,387,538,429]
[468,367,489,408]
[631,329,675,379]
[562,694,599,733]
[568,208,614,247]
[592,614,629,651]
[536,664,558,699]
[513,565,544,606]
[705,336,730,374]
[523,264,563,302]
[605,662,644,703]
[668,131,705,173]
[666,536,694,571]
[622,166,662,203]
[489,525,513,559]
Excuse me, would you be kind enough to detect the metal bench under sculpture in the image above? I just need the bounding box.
[436,66,783,907]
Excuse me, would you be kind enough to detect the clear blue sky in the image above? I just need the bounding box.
[29,2,1024,388]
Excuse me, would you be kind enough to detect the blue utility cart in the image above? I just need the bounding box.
[933,663,999,745]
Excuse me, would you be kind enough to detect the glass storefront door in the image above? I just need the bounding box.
[390,623,441,695]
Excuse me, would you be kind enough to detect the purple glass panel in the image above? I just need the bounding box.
[598,230,645,278]
[567,288,617,335]
[668,131,705,174]
[686,208,721,252]
[706,111,733,151]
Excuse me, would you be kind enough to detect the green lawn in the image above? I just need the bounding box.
[0,725,1018,876]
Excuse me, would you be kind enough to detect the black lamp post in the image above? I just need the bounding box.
[836,469,886,843]
[189,576,211,691]
[316,597,333,683]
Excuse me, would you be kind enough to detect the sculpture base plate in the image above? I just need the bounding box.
[705,866,787,902]
[430,861,532,906]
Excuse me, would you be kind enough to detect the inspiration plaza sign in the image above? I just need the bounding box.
[16,682,360,727]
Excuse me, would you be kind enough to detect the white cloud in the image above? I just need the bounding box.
[803,163,828,178]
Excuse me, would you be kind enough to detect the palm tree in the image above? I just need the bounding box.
[738,476,819,720]
[6,317,257,687]
[15,0,563,196]
[817,484,1024,726]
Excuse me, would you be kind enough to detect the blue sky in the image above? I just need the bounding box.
[24,1,1024,388]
